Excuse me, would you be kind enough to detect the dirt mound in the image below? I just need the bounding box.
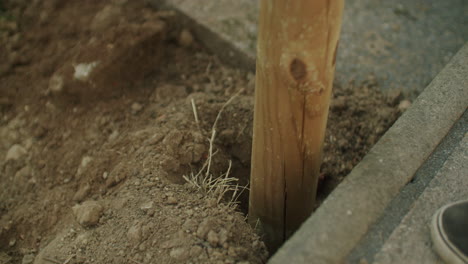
[0,0,406,263]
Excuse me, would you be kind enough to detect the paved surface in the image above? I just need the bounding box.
[157,0,467,96]
[373,127,467,263]
[155,0,257,70]
[349,111,468,263]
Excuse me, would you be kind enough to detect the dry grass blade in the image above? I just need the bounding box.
[183,89,246,207]
[211,88,244,133]
[191,98,199,124]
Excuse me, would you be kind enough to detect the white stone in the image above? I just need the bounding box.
[48,74,64,93]
[73,61,99,81]
[5,144,27,161]
[76,156,93,176]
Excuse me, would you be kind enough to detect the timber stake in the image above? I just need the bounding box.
[249,0,344,252]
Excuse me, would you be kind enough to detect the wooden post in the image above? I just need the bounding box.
[249,0,344,251]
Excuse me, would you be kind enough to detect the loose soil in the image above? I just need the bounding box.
[0,1,407,263]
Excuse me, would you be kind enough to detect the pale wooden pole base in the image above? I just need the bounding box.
[249,0,344,252]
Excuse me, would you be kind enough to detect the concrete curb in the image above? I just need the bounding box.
[347,110,467,263]
[269,43,468,264]
[152,0,256,71]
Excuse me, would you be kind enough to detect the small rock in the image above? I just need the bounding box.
[127,223,142,244]
[169,247,190,260]
[23,138,34,150]
[139,243,146,251]
[105,170,126,188]
[159,155,180,172]
[147,208,155,217]
[72,201,104,227]
[108,130,119,141]
[14,166,31,179]
[196,219,213,239]
[9,238,16,247]
[91,5,122,32]
[73,184,91,202]
[141,224,152,240]
[398,100,412,112]
[5,144,27,161]
[21,254,35,264]
[162,130,184,147]
[219,129,235,142]
[218,228,229,244]
[167,196,178,205]
[73,61,99,81]
[76,156,93,176]
[207,230,219,247]
[210,251,223,259]
[178,29,194,47]
[182,219,198,233]
[48,74,64,94]
[191,144,206,163]
[190,245,203,257]
[140,201,154,211]
[131,102,143,114]
[338,138,348,148]
[161,237,184,249]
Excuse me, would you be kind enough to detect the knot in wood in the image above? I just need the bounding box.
[289,58,307,81]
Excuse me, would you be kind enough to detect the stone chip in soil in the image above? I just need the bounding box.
[72,201,104,227]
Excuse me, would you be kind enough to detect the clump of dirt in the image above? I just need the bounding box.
[0,0,407,263]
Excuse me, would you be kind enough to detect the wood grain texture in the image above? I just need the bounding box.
[249,0,344,251]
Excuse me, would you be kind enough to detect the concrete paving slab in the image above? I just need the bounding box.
[155,0,257,70]
[347,110,468,263]
[155,0,467,95]
[373,132,467,264]
[268,43,467,264]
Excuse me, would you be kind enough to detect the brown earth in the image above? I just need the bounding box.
[0,1,408,263]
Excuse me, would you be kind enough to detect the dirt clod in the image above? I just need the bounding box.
[197,219,214,239]
[169,247,190,260]
[207,230,220,247]
[127,222,143,244]
[398,99,412,112]
[5,144,27,161]
[72,201,104,227]
[166,196,178,205]
[178,29,194,47]
[131,102,143,114]
[21,254,34,264]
